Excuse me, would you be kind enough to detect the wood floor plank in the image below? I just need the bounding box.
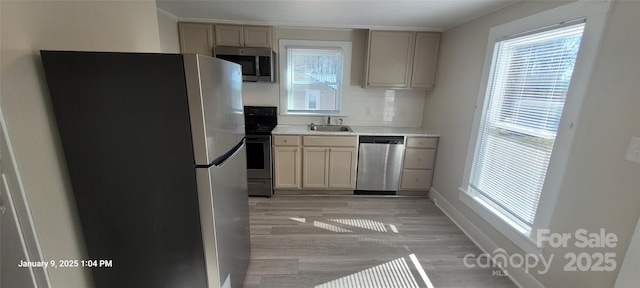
[246,259,299,275]
[244,195,516,288]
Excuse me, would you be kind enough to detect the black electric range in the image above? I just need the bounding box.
[244,106,277,197]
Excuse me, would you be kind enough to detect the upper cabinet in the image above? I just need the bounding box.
[178,23,214,56]
[363,30,441,89]
[215,25,272,48]
[365,31,415,88]
[178,23,274,55]
[411,32,441,89]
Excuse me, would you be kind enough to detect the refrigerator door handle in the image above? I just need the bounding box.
[212,139,245,167]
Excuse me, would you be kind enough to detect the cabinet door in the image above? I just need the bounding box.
[178,23,213,56]
[302,148,329,188]
[215,25,244,47]
[410,32,441,89]
[274,147,301,188]
[243,26,272,48]
[400,169,433,190]
[403,148,436,170]
[365,31,415,88]
[328,148,357,189]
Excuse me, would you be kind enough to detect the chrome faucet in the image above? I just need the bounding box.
[327,115,332,125]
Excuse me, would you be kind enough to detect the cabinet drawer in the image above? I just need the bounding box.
[406,137,438,148]
[401,169,433,190]
[273,135,300,146]
[403,148,435,169]
[303,136,357,147]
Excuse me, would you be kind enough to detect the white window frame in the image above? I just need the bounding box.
[459,0,611,254]
[279,39,352,115]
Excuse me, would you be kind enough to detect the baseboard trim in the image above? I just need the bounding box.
[274,189,353,195]
[429,188,544,288]
[396,190,429,196]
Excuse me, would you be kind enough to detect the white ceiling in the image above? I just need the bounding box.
[156,0,520,31]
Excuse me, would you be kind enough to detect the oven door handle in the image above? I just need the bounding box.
[245,136,271,142]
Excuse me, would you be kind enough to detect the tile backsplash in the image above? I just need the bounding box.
[243,82,426,127]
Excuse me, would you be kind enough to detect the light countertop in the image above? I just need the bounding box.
[272,125,439,137]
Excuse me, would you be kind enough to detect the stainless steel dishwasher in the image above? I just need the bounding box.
[355,136,405,194]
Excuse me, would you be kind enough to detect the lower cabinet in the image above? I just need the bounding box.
[328,148,357,188]
[400,170,433,190]
[302,137,357,189]
[274,134,438,192]
[302,147,357,189]
[273,136,301,189]
[400,136,438,191]
[274,135,357,190]
[302,147,329,188]
[273,146,301,189]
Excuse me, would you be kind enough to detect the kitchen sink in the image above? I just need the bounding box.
[308,124,353,132]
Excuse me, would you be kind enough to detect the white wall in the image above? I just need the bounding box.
[615,216,640,287]
[157,8,180,53]
[423,0,640,287]
[0,1,161,286]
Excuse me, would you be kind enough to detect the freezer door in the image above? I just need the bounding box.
[185,54,245,165]
[195,141,251,288]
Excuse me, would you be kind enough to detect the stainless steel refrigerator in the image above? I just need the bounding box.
[40,51,250,288]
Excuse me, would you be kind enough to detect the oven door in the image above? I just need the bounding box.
[245,135,272,179]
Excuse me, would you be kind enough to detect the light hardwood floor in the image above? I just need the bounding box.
[243,195,516,288]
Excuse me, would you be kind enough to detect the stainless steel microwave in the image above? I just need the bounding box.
[213,47,276,82]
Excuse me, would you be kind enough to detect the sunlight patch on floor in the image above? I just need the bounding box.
[410,253,435,288]
[313,221,353,233]
[357,236,398,248]
[328,218,388,232]
[315,256,420,288]
[289,217,307,223]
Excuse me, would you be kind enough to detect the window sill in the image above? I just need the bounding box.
[458,187,542,254]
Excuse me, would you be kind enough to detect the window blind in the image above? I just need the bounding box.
[469,21,585,228]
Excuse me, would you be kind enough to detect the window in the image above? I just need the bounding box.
[279,40,351,115]
[470,21,585,229]
[459,0,610,252]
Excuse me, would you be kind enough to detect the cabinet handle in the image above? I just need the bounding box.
[284,139,288,143]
